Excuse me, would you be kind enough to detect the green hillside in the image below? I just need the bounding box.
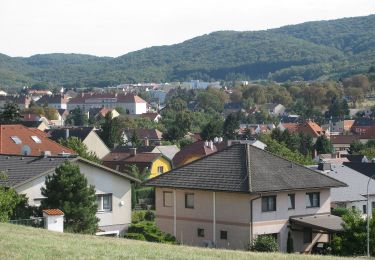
[0,15,374,88]
[0,223,342,259]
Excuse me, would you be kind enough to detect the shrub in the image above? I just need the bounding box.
[132,210,146,223]
[124,233,146,241]
[144,210,155,221]
[125,221,177,244]
[248,235,279,252]
[332,207,349,217]
[136,187,155,201]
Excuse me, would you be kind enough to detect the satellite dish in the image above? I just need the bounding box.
[21,145,31,156]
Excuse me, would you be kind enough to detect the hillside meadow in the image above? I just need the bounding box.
[0,223,350,259]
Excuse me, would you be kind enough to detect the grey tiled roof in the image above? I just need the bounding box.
[144,144,346,193]
[0,155,70,187]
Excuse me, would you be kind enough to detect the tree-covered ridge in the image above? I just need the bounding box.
[0,14,374,88]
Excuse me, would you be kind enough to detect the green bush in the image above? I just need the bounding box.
[124,233,146,241]
[136,187,155,201]
[144,210,155,221]
[248,235,279,252]
[132,210,146,223]
[125,221,177,244]
[331,207,349,217]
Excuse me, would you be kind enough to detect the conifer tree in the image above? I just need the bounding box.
[41,161,99,234]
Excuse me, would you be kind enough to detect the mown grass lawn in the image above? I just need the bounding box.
[0,223,348,259]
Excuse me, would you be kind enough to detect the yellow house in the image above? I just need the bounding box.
[103,151,172,179]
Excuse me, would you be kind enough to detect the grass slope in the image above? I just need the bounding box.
[0,223,345,259]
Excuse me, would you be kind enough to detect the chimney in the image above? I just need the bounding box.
[65,128,70,139]
[42,151,51,158]
[214,137,219,143]
[218,137,223,143]
[204,140,209,147]
[144,137,149,146]
[318,161,331,171]
[209,140,214,150]
[130,148,137,156]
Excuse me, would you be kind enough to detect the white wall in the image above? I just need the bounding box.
[43,214,64,232]
[15,160,132,230]
[83,131,110,159]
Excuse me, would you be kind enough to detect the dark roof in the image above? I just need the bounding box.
[112,145,156,153]
[144,144,346,193]
[341,154,366,162]
[343,162,375,178]
[290,214,344,232]
[124,129,163,140]
[20,121,44,128]
[46,127,94,142]
[330,135,359,144]
[352,118,375,127]
[0,154,140,187]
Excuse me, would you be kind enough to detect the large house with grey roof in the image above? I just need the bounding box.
[144,144,346,253]
[0,154,140,236]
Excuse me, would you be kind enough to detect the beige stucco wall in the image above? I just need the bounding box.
[83,131,110,159]
[15,161,132,229]
[155,188,331,252]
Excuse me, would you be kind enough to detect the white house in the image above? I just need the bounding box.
[67,93,147,115]
[0,155,140,235]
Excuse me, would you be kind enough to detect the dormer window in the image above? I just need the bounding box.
[11,136,22,144]
[31,136,42,143]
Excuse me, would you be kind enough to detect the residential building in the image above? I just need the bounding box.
[262,103,285,116]
[140,113,162,123]
[0,155,140,235]
[144,144,346,252]
[0,95,32,109]
[112,145,180,161]
[36,94,69,109]
[123,128,163,146]
[351,118,375,135]
[88,107,120,120]
[313,163,375,217]
[47,127,110,159]
[103,148,172,178]
[297,120,326,142]
[0,124,75,156]
[330,135,361,152]
[67,93,147,115]
[277,122,299,133]
[0,90,7,96]
[172,140,227,168]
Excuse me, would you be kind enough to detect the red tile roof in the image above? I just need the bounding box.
[281,123,299,133]
[0,124,76,156]
[43,209,64,216]
[330,135,359,144]
[298,120,324,137]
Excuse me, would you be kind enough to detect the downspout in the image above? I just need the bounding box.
[173,189,176,237]
[250,194,262,241]
[213,191,216,246]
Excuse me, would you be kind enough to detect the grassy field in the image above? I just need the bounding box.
[0,223,348,259]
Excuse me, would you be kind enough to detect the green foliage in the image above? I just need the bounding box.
[200,119,224,141]
[41,161,99,234]
[259,134,314,165]
[99,112,123,148]
[59,137,101,163]
[0,102,21,123]
[223,113,239,140]
[144,210,155,221]
[330,209,374,256]
[0,186,21,222]
[124,221,177,244]
[314,135,333,154]
[248,235,279,252]
[136,187,155,202]
[132,210,146,224]
[331,207,349,217]
[65,107,88,126]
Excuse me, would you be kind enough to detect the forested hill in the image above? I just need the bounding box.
[1,14,375,88]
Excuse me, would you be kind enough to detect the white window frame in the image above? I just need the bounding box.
[157,166,164,174]
[96,194,113,212]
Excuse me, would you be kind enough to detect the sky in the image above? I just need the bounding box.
[0,0,375,58]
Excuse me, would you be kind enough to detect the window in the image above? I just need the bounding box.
[11,136,22,144]
[363,204,367,214]
[96,194,112,212]
[306,192,320,208]
[262,196,276,212]
[303,228,312,243]
[31,135,42,143]
[197,228,204,237]
[185,193,194,209]
[157,166,164,174]
[288,194,295,210]
[220,230,227,240]
[163,191,172,207]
